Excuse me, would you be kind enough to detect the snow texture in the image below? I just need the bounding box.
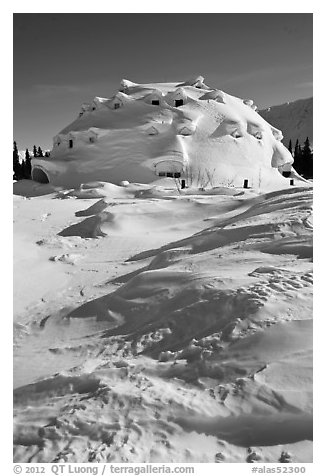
[13,179,312,463]
[31,76,308,191]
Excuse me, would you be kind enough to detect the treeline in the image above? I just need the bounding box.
[13,142,47,181]
[288,137,313,179]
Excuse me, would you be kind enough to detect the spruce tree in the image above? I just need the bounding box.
[301,137,313,179]
[33,145,37,157]
[13,141,21,180]
[293,139,303,176]
[24,148,32,179]
[288,139,293,156]
[37,146,43,157]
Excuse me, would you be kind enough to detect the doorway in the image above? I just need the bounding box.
[32,168,49,184]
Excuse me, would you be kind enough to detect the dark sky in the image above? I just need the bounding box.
[13,13,313,150]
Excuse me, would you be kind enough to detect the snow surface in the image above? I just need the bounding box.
[31,77,308,191]
[13,178,312,463]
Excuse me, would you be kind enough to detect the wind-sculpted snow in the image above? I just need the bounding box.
[30,77,308,191]
[14,182,313,463]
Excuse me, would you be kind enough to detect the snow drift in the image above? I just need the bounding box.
[13,180,313,463]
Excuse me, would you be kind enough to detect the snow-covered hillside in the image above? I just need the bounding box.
[260,97,313,147]
[31,76,306,191]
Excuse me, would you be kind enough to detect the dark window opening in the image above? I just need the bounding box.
[92,107,96,111]
[158,171,183,178]
[175,99,184,107]
[152,100,160,106]
[114,103,120,109]
[89,137,95,143]
[282,171,291,178]
[69,139,73,148]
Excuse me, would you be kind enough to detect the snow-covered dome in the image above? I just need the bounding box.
[31,77,307,191]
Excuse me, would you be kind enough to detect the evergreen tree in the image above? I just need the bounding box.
[33,145,37,157]
[293,139,303,176]
[301,137,313,179]
[24,148,32,179]
[288,139,293,156]
[37,146,43,157]
[13,141,21,180]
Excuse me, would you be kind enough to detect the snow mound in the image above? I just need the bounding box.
[31,77,308,191]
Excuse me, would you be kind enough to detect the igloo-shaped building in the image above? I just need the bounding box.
[32,76,308,190]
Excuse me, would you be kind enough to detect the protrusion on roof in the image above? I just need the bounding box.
[177,75,210,89]
[81,103,91,112]
[91,97,108,111]
[78,102,91,116]
[178,123,196,136]
[272,142,294,168]
[199,89,226,103]
[143,90,164,106]
[53,134,63,147]
[271,126,283,141]
[146,126,159,136]
[107,92,130,110]
[243,99,254,106]
[87,129,98,142]
[251,104,258,111]
[231,130,243,138]
[119,79,138,92]
[166,88,188,107]
[247,123,264,138]
[210,118,245,139]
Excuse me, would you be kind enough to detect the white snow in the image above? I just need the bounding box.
[31,77,308,191]
[13,178,313,463]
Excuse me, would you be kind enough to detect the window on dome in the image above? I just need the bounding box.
[152,100,160,106]
[175,99,184,107]
[69,139,73,148]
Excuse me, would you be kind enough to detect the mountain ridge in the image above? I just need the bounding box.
[259,97,312,146]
